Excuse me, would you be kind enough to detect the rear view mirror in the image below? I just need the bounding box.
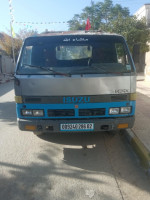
[57,46,60,51]
[88,46,91,51]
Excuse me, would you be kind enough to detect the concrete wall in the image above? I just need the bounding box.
[135,5,146,19]
[134,53,145,73]
[0,55,15,74]
[135,4,150,80]
[145,48,150,81]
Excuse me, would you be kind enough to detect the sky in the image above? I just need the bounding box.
[0,0,149,35]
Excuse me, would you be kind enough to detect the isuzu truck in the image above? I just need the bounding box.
[14,31,136,135]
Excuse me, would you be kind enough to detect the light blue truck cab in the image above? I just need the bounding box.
[14,31,136,134]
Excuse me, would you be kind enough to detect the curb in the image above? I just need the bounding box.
[136,79,145,82]
[125,129,150,174]
[136,77,145,81]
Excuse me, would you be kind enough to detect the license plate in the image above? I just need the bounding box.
[60,123,94,131]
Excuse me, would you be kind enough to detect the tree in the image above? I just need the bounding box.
[68,0,129,30]
[0,32,22,60]
[16,28,38,41]
[103,15,150,54]
[68,14,85,30]
[0,29,38,60]
[68,0,150,55]
[81,1,101,29]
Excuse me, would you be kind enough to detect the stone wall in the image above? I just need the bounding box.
[0,55,15,74]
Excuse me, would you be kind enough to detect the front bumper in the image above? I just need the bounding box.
[18,116,135,133]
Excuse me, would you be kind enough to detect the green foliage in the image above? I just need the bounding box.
[68,14,85,30]
[68,0,150,54]
[68,0,130,30]
[103,16,150,53]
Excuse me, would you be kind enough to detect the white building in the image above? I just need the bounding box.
[135,4,150,80]
[135,4,150,27]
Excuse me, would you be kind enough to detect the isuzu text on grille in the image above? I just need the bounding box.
[63,96,90,104]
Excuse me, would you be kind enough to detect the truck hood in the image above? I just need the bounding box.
[14,74,136,96]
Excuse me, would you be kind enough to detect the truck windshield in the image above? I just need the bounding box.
[17,36,134,75]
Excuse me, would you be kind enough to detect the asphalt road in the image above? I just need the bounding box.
[0,81,150,200]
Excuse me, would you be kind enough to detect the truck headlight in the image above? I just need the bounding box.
[109,108,119,115]
[120,107,131,114]
[33,110,44,116]
[21,109,44,116]
[22,109,32,116]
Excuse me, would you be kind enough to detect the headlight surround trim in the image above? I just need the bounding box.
[109,107,120,115]
[120,106,131,114]
[33,109,44,116]
[21,109,33,116]
[109,106,132,115]
[21,109,44,117]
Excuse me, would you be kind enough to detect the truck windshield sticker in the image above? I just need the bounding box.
[126,65,131,71]
[63,38,89,42]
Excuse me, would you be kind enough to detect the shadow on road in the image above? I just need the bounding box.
[0,82,150,199]
[0,132,150,200]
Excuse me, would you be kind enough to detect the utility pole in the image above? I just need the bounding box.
[9,0,16,65]
[10,22,16,65]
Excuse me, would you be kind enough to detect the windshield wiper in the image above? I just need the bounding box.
[88,65,127,75]
[23,64,71,77]
[70,66,126,75]
[70,66,106,73]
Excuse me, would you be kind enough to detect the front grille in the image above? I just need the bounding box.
[48,109,75,117]
[23,94,129,104]
[25,97,41,103]
[79,108,105,116]
[111,95,128,101]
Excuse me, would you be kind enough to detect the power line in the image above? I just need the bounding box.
[14,21,68,24]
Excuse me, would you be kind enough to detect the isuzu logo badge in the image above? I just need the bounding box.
[63,96,90,104]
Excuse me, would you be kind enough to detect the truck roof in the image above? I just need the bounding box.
[33,30,122,37]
